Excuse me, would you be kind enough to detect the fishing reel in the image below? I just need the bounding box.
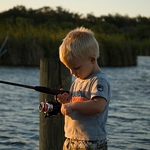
[39,101,61,118]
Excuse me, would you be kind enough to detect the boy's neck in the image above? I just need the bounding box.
[92,62,100,74]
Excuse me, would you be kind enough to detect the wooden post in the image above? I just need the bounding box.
[39,58,71,150]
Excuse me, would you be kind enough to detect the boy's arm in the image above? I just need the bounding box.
[61,97,106,115]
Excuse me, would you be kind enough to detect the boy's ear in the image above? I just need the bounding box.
[90,56,96,64]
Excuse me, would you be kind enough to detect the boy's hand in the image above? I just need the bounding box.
[57,88,70,104]
[61,103,73,115]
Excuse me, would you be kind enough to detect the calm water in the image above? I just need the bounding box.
[0,56,150,150]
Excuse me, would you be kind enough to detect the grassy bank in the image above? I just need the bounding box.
[0,6,150,66]
[0,27,149,66]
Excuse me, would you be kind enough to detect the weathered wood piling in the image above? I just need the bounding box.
[39,58,71,150]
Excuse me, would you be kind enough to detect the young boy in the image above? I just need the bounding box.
[57,27,111,150]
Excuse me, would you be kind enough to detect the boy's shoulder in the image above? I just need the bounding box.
[88,70,107,79]
[89,71,110,85]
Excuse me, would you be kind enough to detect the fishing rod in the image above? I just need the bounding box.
[0,80,69,118]
[0,80,69,95]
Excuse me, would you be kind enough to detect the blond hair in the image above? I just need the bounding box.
[59,27,99,65]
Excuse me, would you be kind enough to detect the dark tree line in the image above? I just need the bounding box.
[0,5,150,66]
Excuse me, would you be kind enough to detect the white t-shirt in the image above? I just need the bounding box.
[64,70,111,141]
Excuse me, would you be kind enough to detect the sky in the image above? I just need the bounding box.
[0,0,150,18]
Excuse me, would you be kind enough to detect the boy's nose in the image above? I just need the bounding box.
[70,69,73,74]
[70,69,75,76]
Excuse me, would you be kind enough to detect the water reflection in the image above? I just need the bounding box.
[0,57,150,150]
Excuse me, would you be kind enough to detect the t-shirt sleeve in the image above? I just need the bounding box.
[90,77,110,102]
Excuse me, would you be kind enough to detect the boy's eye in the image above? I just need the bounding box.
[74,67,80,70]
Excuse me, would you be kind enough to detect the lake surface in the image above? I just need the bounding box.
[0,56,150,150]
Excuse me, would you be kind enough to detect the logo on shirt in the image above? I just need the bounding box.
[71,97,86,102]
[97,84,103,92]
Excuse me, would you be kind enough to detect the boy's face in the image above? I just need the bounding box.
[64,56,97,79]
